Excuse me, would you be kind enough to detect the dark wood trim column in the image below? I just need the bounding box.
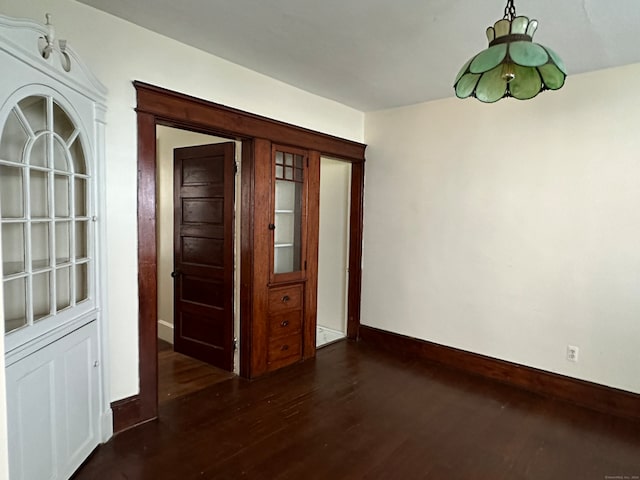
[239,139,255,379]
[348,161,365,339]
[135,111,159,425]
[303,151,321,360]
[249,138,272,378]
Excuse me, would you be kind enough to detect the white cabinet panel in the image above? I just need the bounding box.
[6,321,99,480]
[12,361,56,480]
[62,333,97,468]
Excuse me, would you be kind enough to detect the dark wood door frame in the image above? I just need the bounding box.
[112,81,366,432]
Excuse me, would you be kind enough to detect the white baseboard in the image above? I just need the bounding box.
[157,319,174,344]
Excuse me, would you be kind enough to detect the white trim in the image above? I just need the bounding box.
[94,103,111,442]
[157,319,174,344]
[100,400,113,443]
[0,14,107,102]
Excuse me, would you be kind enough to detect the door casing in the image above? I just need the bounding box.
[112,81,366,433]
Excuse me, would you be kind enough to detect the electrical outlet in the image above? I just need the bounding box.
[567,345,579,362]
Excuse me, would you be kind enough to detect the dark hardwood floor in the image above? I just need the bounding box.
[75,340,640,479]
[157,339,235,405]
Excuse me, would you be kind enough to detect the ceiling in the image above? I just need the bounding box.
[77,0,640,111]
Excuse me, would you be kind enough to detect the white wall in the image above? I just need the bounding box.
[363,63,640,394]
[0,0,364,402]
[317,158,351,333]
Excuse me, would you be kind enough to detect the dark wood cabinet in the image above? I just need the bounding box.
[248,142,320,376]
[264,146,313,373]
[266,284,303,370]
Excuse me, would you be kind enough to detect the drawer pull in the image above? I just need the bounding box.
[281,295,290,303]
[280,320,290,327]
[281,344,289,351]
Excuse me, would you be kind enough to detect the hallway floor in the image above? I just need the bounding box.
[157,340,234,405]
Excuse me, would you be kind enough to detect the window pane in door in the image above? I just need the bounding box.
[54,175,70,217]
[274,246,294,274]
[32,272,51,322]
[0,165,24,218]
[32,222,50,270]
[76,263,88,303]
[273,180,303,274]
[55,221,70,265]
[75,221,88,259]
[74,178,87,217]
[52,102,75,142]
[18,96,47,134]
[2,223,25,275]
[69,137,86,175]
[30,169,49,218]
[55,266,71,311]
[275,212,294,245]
[0,109,28,163]
[53,137,68,171]
[275,180,294,211]
[4,277,27,333]
[29,134,48,168]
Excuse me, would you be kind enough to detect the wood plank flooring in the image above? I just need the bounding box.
[157,340,234,405]
[75,340,640,479]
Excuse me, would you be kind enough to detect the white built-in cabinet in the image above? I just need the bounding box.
[0,14,110,479]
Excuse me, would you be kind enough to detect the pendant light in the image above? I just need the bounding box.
[454,0,566,103]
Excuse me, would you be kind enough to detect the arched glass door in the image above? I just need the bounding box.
[0,94,92,343]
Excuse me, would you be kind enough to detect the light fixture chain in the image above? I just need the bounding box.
[503,0,517,21]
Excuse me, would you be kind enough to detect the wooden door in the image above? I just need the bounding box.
[173,142,235,371]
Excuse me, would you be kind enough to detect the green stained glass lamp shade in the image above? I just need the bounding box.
[454,15,566,103]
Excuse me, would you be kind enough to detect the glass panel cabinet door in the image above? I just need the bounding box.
[272,146,307,282]
[0,95,92,335]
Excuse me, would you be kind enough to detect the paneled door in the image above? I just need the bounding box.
[173,143,235,371]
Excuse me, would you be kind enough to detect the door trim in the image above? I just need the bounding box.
[122,81,366,432]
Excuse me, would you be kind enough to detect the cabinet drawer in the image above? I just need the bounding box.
[268,284,303,313]
[267,333,302,369]
[268,310,302,338]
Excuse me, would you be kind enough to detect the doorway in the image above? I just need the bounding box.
[122,81,366,433]
[316,158,352,347]
[155,126,241,404]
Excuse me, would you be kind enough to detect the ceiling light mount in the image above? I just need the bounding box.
[454,0,566,103]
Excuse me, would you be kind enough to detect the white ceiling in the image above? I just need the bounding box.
[77,0,640,111]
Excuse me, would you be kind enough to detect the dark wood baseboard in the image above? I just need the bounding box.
[359,325,640,422]
[111,395,155,434]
